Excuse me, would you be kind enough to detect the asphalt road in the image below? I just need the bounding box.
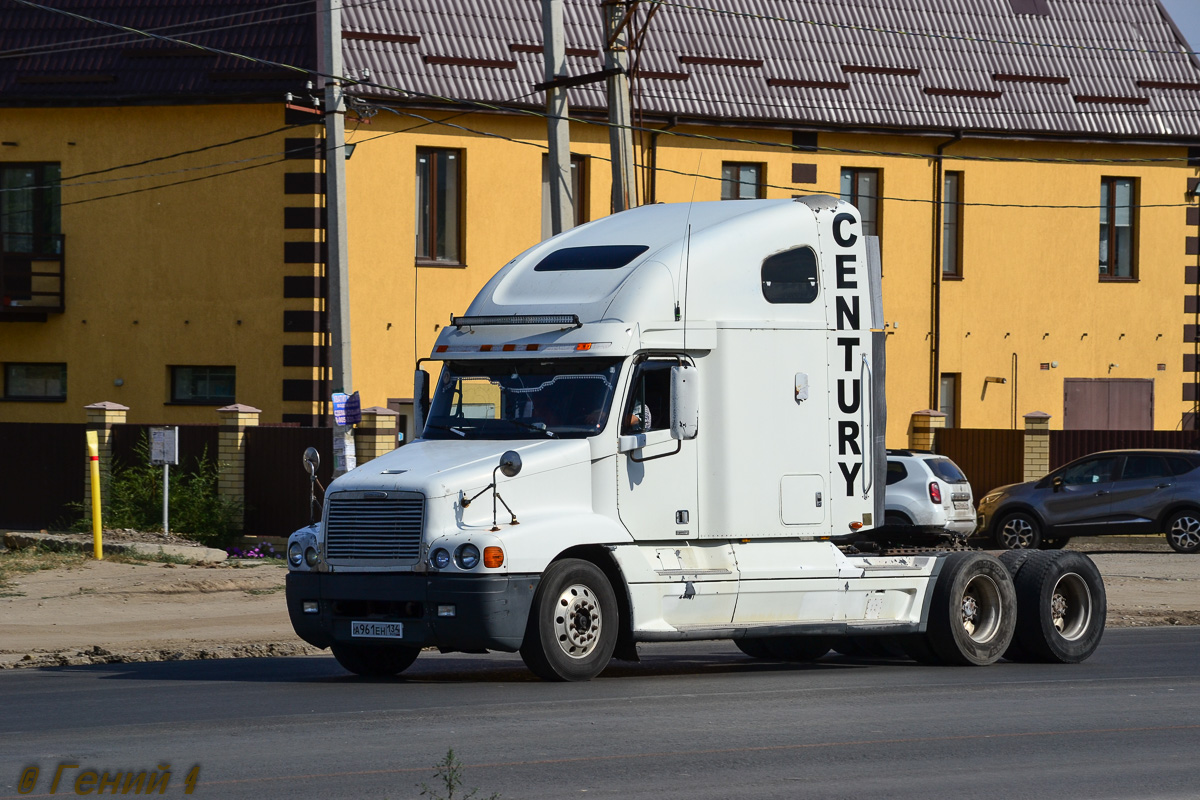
[2,628,1199,800]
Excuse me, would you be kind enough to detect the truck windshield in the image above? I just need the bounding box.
[424,358,623,440]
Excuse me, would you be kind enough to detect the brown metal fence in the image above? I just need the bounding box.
[1050,430,1200,469]
[0,422,86,530]
[243,426,333,539]
[111,424,220,473]
[934,427,1025,498]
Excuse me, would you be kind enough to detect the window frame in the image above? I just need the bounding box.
[415,147,465,267]
[939,373,960,428]
[169,365,236,406]
[1099,176,1138,282]
[839,167,881,238]
[721,162,765,200]
[942,171,963,279]
[540,153,590,238]
[3,361,66,401]
[0,162,62,256]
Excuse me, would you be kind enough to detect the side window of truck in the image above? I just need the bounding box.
[621,361,672,435]
[761,246,819,304]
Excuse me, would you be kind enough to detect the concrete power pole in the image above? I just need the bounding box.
[602,0,637,212]
[322,0,352,402]
[321,0,354,474]
[543,0,574,236]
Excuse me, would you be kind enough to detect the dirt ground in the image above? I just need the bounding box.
[1,534,1198,669]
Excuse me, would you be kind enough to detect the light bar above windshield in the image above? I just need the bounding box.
[450,314,582,329]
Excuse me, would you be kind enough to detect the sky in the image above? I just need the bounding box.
[1159,0,1200,52]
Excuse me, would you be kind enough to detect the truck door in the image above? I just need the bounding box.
[616,357,698,540]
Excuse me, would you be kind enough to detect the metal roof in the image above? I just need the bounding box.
[0,0,316,104]
[343,0,1200,141]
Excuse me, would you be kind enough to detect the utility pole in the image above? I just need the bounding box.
[602,0,637,212]
[543,0,574,236]
[321,0,354,472]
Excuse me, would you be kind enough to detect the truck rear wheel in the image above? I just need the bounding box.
[330,643,420,677]
[913,552,1016,666]
[1010,551,1105,663]
[520,558,618,681]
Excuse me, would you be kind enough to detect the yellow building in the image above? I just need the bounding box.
[4,0,1199,447]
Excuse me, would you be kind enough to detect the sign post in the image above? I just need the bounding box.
[150,426,179,533]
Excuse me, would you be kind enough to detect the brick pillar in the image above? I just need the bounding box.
[84,401,129,516]
[217,404,261,530]
[354,406,399,464]
[1023,411,1052,482]
[909,409,946,451]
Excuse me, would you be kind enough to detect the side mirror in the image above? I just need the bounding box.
[302,446,320,477]
[670,364,699,440]
[414,369,431,436]
[1052,475,1063,492]
[498,450,522,478]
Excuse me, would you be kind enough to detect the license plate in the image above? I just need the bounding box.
[351,621,404,639]
[953,501,969,510]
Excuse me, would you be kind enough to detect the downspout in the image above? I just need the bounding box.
[930,130,963,411]
[648,115,678,204]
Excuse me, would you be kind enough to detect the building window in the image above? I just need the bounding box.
[1,163,62,303]
[541,154,589,239]
[840,168,880,237]
[4,362,66,400]
[942,171,963,278]
[939,373,959,428]
[721,163,764,200]
[171,366,235,405]
[1099,177,1136,279]
[416,148,463,264]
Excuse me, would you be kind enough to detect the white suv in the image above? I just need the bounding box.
[884,450,976,536]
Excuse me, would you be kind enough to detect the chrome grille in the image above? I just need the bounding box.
[325,493,424,564]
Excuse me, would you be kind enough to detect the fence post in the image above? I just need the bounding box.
[909,409,946,451]
[83,401,128,517]
[217,404,261,531]
[354,406,399,465]
[1023,411,1052,481]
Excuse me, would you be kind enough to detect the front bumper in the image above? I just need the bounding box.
[286,571,540,653]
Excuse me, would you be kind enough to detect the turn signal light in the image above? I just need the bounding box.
[483,546,505,568]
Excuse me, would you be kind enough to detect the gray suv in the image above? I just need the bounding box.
[976,449,1200,553]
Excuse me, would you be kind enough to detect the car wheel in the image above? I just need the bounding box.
[734,638,772,659]
[765,636,831,662]
[330,643,420,677]
[520,558,618,681]
[995,511,1041,550]
[909,552,1016,666]
[1009,551,1106,663]
[885,512,911,526]
[1165,509,1200,554]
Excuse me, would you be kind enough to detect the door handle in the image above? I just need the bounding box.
[1157,483,1173,489]
[1094,490,1109,496]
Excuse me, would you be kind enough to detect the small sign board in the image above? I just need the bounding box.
[333,391,362,426]
[150,426,179,466]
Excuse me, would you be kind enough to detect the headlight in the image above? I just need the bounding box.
[980,492,1003,505]
[304,546,319,567]
[455,543,481,570]
[288,542,304,567]
[431,548,451,569]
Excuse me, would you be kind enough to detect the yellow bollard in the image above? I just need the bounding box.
[85,430,103,560]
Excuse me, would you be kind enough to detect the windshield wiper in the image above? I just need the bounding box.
[425,424,468,437]
[502,418,557,438]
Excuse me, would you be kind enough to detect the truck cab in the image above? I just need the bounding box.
[286,197,1104,680]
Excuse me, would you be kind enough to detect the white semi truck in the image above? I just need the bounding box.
[286,196,1105,681]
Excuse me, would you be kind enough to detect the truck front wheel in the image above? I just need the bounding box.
[330,643,420,677]
[520,559,618,681]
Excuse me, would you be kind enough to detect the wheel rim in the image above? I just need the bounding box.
[1169,515,1200,551]
[552,583,603,659]
[1049,572,1092,641]
[999,517,1035,549]
[959,574,1003,643]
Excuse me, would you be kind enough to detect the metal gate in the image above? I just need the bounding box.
[0,422,85,530]
[934,427,1024,498]
[243,426,333,538]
